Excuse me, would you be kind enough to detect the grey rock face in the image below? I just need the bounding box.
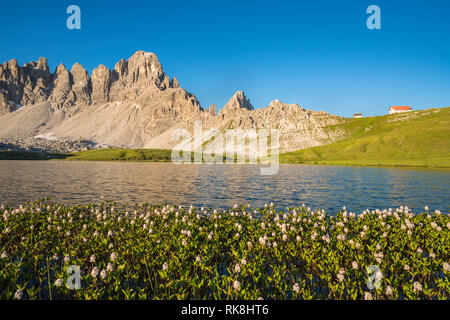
[170,77,180,89]
[70,63,91,105]
[91,65,111,104]
[0,57,52,112]
[50,64,76,109]
[218,91,253,118]
[0,51,345,154]
[207,104,216,116]
[0,51,201,112]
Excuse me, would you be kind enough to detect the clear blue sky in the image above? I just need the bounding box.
[1,0,449,117]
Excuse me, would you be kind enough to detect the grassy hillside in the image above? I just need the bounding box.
[63,148,173,161]
[63,148,233,162]
[280,107,450,168]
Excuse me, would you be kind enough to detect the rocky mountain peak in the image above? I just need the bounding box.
[228,91,253,109]
[207,104,216,116]
[55,63,68,74]
[218,91,253,117]
[0,51,202,116]
[170,77,180,89]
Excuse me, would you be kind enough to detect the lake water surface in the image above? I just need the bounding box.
[0,161,448,213]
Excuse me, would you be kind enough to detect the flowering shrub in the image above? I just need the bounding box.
[0,200,449,300]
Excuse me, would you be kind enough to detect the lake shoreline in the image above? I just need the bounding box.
[1,149,450,170]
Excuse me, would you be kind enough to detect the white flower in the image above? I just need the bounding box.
[1,251,7,259]
[352,261,358,270]
[195,255,201,263]
[162,262,168,271]
[90,255,96,263]
[233,280,241,291]
[14,289,23,300]
[364,291,373,300]
[55,279,63,287]
[5,227,11,234]
[292,283,300,293]
[64,255,70,264]
[241,258,247,265]
[91,267,99,278]
[100,270,107,280]
[443,262,450,272]
[413,281,422,293]
[110,252,117,261]
[234,264,241,273]
[385,285,393,296]
[404,265,410,272]
[258,237,266,247]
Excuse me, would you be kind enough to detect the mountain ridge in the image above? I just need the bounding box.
[0,51,344,154]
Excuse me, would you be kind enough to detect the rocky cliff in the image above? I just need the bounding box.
[0,51,344,154]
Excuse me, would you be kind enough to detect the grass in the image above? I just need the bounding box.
[63,148,174,162]
[0,151,65,160]
[63,149,233,162]
[1,200,449,300]
[280,107,450,168]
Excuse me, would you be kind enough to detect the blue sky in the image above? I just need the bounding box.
[0,0,449,117]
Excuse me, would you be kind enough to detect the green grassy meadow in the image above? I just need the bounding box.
[64,148,173,162]
[280,107,450,168]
